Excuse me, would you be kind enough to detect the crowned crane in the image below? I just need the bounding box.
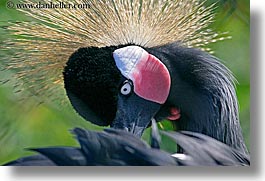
[1,0,249,165]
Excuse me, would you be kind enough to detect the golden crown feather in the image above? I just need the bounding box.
[1,0,228,104]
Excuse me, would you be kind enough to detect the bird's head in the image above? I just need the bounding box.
[63,43,245,153]
[110,46,171,136]
[63,45,172,136]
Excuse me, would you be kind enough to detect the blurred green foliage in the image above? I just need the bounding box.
[0,0,250,165]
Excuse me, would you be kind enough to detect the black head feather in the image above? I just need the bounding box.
[63,46,124,126]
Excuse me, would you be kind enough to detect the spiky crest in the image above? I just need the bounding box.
[1,0,227,103]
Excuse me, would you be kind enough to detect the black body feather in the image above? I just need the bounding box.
[5,128,249,166]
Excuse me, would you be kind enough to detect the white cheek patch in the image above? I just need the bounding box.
[113,46,171,104]
[113,46,149,81]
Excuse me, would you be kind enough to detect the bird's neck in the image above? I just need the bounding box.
[176,93,248,155]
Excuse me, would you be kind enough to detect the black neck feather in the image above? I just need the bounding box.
[148,43,248,154]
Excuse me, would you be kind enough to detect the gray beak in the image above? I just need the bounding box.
[111,93,161,137]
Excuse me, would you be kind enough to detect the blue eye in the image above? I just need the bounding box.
[120,81,132,95]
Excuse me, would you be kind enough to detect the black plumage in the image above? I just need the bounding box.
[63,42,248,154]
[5,154,55,166]
[147,43,247,154]
[63,46,123,126]
[163,131,250,166]
[5,126,249,166]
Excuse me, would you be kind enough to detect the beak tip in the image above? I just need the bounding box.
[132,126,146,138]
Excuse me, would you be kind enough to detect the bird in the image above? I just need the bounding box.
[59,1,248,155]
[63,41,248,154]
[1,0,249,165]
[4,120,249,166]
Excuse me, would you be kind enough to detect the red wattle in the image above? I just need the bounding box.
[167,107,181,121]
[133,54,171,104]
